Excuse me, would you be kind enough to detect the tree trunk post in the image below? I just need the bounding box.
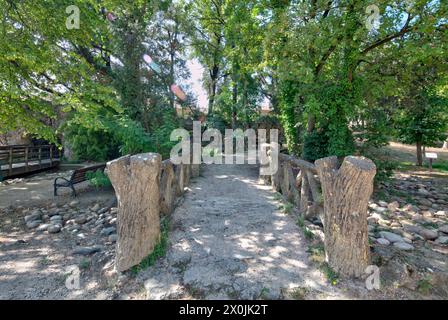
[106,153,162,272]
[315,156,376,278]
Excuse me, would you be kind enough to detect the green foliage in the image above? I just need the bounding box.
[302,130,329,162]
[372,159,397,187]
[86,170,112,189]
[395,89,448,148]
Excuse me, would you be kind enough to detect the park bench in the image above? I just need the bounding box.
[54,164,106,197]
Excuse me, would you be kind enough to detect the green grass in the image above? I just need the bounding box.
[417,277,433,295]
[79,258,91,270]
[428,160,448,172]
[320,263,339,286]
[131,218,170,275]
[289,287,309,300]
[280,202,294,214]
[397,160,448,173]
[296,216,314,240]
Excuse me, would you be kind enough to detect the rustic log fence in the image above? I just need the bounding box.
[106,153,199,272]
[261,150,376,278]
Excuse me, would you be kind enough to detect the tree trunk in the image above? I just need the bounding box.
[315,156,376,278]
[160,161,176,215]
[416,140,423,166]
[106,153,162,272]
[443,139,448,150]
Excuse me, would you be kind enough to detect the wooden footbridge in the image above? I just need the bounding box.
[0,145,61,180]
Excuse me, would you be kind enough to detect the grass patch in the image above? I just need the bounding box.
[289,287,309,300]
[39,256,52,266]
[296,216,314,240]
[86,170,112,189]
[320,263,339,286]
[79,258,91,270]
[259,287,270,300]
[131,218,170,275]
[417,277,433,295]
[428,160,448,172]
[307,244,326,264]
[280,202,294,215]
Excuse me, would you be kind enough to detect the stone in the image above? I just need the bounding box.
[26,220,42,229]
[417,188,430,196]
[107,153,162,272]
[376,238,390,246]
[24,214,40,223]
[75,215,87,225]
[36,224,50,232]
[393,242,414,251]
[50,215,62,222]
[374,206,388,213]
[419,229,438,240]
[435,211,446,217]
[91,203,101,212]
[69,200,79,207]
[387,201,400,212]
[438,225,448,234]
[435,236,448,245]
[73,246,102,255]
[108,234,118,243]
[378,200,388,207]
[419,198,433,207]
[379,231,404,243]
[48,224,61,234]
[100,227,116,236]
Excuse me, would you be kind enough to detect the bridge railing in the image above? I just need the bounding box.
[0,144,60,177]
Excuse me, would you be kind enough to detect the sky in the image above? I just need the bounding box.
[186,59,208,111]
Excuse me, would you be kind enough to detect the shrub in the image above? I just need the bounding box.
[86,170,112,189]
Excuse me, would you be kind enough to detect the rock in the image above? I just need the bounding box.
[376,238,390,246]
[69,200,79,207]
[379,231,404,243]
[387,201,400,212]
[435,236,448,245]
[419,229,438,240]
[438,225,448,234]
[98,207,109,214]
[417,188,430,196]
[75,215,87,225]
[108,234,118,243]
[48,208,60,217]
[378,200,388,207]
[419,198,433,207]
[73,246,102,255]
[48,224,62,234]
[36,224,50,232]
[24,214,41,223]
[26,220,42,229]
[50,215,62,222]
[91,203,101,212]
[393,242,414,251]
[374,206,388,213]
[435,211,446,217]
[100,227,116,236]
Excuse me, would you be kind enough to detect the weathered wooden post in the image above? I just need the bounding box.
[106,153,162,272]
[315,156,376,278]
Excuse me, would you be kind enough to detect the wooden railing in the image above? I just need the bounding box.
[0,145,61,179]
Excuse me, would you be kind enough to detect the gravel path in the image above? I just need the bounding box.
[140,163,340,300]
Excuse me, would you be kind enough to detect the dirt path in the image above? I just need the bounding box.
[139,164,346,300]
